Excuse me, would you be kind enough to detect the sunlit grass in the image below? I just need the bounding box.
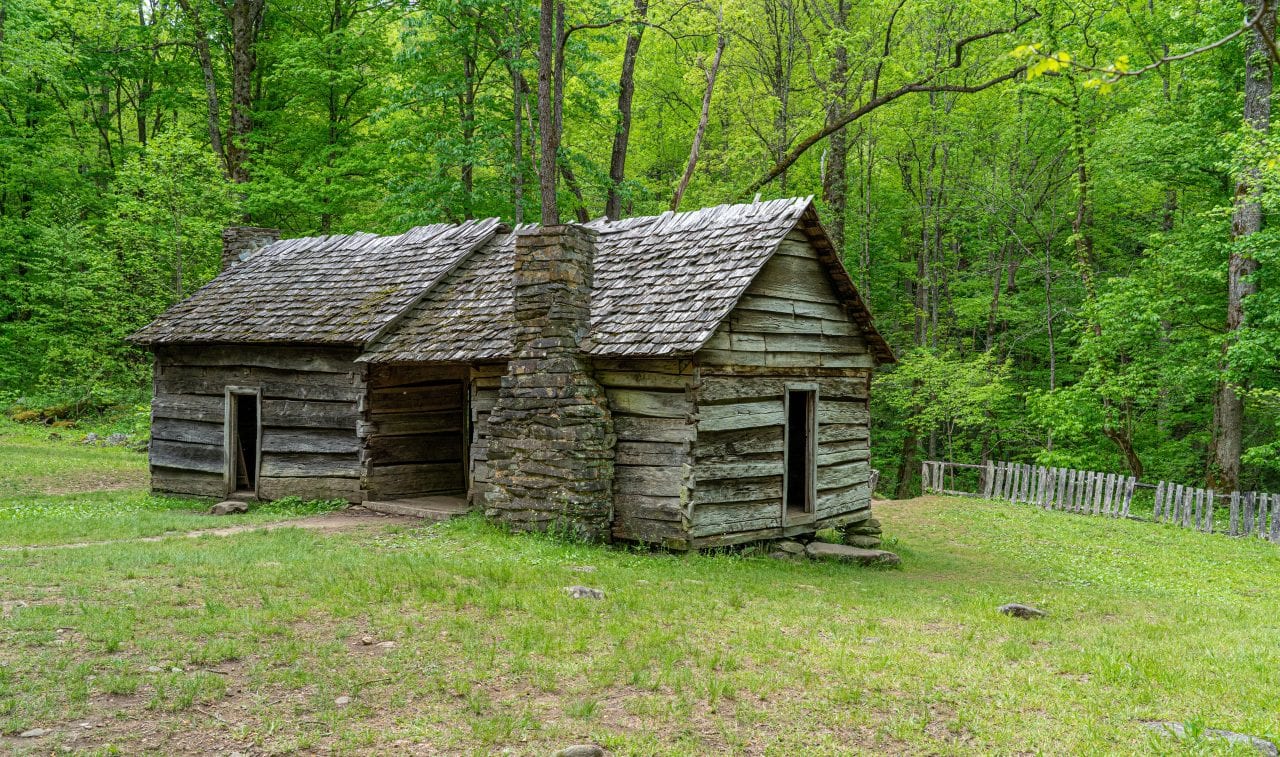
[1,433,1277,752]
[1,491,1278,753]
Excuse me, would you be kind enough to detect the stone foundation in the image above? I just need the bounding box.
[485,225,615,541]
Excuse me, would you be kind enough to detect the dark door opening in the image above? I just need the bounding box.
[784,389,816,516]
[231,393,259,493]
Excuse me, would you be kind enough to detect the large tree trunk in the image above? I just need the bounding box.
[223,0,266,184]
[604,0,646,221]
[1215,0,1274,490]
[671,32,725,212]
[536,0,559,224]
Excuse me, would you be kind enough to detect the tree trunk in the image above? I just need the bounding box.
[604,0,646,220]
[671,32,725,212]
[177,0,228,174]
[223,0,266,184]
[821,0,850,252]
[1214,0,1274,490]
[511,50,524,225]
[536,0,559,224]
[894,430,918,499]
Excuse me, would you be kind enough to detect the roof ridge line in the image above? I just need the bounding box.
[360,217,503,348]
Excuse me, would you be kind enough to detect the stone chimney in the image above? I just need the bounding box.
[485,224,616,541]
[221,226,280,270]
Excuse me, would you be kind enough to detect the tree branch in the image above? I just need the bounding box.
[739,12,1039,198]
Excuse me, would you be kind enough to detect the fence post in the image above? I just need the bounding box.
[1259,494,1271,540]
[1244,492,1256,537]
[1122,476,1136,519]
[1204,489,1215,533]
[1264,494,1274,543]
[1153,481,1165,522]
[1230,492,1240,536]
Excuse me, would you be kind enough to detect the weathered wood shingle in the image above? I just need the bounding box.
[365,198,893,364]
[133,198,893,363]
[130,219,502,345]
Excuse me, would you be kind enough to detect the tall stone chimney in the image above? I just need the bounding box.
[221,226,280,270]
[485,224,616,541]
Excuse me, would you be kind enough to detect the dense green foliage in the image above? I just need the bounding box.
[0,0,1275,490]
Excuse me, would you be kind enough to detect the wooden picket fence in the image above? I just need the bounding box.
[961,460,1136,517]
[923,459,1280,541]
[1154,483,1280,539]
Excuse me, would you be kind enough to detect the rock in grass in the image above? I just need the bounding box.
[105,433,128,446]
[774,540,805,555]
[565,586,605,600]
[18,728,51,738]
[998,603,1047,619]
[1145,721,1278,756]
[552,745,605,757]
[334,695,351,706]
[804,541,901,566]
[209,501,249,515]
[842,534,883,549]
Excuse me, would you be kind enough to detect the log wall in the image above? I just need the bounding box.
[689,231,874,547]
[362,364,467,499]
[596,359,698,547]
[150,345,366,500]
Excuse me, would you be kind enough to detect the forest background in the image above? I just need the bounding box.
[1,0,1277,495]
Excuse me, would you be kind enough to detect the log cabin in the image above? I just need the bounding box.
[129,197,895,548]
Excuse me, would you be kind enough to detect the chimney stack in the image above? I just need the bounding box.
[485,224,616,540]
[221,226,280,270]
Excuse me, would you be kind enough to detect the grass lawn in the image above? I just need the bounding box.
[3,435,1280,753]
[0,419,344,547]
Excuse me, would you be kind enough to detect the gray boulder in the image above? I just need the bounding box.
[998,603,1047,619]
[209,501,249,515]
[105,433,129,446]
[18,728,51,738]
[805,541,901,566]
[564,586,605,600]
[843,534,883,549]
[553,746,605,757]
[774,540,806,555]
[1145,721,1277,756]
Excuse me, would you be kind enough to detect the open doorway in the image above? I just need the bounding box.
[226,389,261,496]
[784,387,817,519]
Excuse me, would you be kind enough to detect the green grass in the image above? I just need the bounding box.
[0,418,346,547]
[2,436,1279,753]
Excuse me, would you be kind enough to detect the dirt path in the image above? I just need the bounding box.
[1,507,426,552]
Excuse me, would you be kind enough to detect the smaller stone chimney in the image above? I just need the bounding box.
[222,226,280,270]
[485,224,616,541]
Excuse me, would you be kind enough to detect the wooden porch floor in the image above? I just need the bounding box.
[361,495,470,521]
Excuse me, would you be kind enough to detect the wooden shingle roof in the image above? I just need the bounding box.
[129,218,502,345]
[364,198,895,364]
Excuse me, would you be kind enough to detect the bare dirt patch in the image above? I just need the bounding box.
[1,506,426,552]
[36,468,149,495]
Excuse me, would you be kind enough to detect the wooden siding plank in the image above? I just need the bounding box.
[151,439,223,474]
[151,467,225,497]
[260,453,362,478]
